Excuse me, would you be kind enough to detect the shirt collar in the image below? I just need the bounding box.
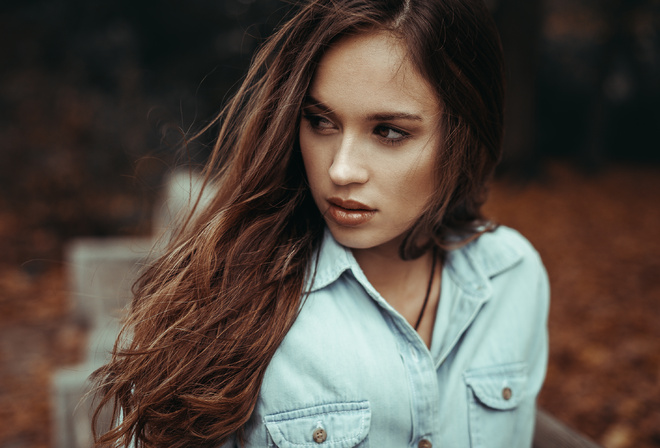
[305,228,355,293]
[305,226,524,299]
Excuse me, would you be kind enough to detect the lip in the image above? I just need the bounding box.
[326,197,376,227]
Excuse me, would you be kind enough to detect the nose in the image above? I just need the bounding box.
[328,134,369,186]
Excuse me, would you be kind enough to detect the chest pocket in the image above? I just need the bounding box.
[263,401,371,448]
[463,362,534,448]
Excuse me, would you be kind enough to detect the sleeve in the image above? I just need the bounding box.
[528,255,550,402]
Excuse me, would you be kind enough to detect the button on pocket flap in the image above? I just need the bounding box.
[264,401,371,448]
[463,362,527,410]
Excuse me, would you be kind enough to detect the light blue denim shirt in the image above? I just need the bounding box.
[227,225,549,448]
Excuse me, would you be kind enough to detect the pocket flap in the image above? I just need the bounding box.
[463,362,528,410]
[264,401,370,448]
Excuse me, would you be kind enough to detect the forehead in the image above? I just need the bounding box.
[309,31,440,118]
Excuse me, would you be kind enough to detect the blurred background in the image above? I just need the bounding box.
[0,0,658,447]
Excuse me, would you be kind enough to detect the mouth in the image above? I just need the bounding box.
[326,197,376,227]
[328,198,374,211]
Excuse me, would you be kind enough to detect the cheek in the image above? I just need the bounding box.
[395,151,437,211]
[411,162,436,197]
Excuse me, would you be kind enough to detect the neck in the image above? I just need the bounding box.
[352,242,435,306]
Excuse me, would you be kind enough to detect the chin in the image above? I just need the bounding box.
[325,224,369,248]
[326,223,402,253]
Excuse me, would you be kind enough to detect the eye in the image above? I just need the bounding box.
[302,113,336,133]
[374,125,410,144]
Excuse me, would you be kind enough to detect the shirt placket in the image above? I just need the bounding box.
[390,318,440,448]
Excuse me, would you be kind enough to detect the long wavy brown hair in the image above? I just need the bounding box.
[91,0,505,446]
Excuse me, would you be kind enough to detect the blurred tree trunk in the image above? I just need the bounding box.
[581,0,647,170]
[491,0,542,178]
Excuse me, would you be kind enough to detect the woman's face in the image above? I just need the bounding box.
[300,31,441,255]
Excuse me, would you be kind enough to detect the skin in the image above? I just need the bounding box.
[299,31,443,346]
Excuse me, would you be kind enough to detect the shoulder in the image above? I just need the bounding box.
[468,226,550,316]
[445,225,548,306]
[463,225,544,278]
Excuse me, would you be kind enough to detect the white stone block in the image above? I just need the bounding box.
[66,236,154,328]
[153,169,215,240]
[52,361,112,448]
[55,237,153,448]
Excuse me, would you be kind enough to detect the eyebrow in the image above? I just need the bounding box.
[304,95,424,122]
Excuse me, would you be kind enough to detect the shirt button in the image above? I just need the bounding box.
[502,387,513,400]
[418,439,432,448]
[313,427,327,443]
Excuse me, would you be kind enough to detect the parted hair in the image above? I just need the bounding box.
[91,0,505,446]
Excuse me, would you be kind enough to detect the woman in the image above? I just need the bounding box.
[93,0,549,447]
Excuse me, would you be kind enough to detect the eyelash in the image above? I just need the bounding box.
[374,125,410,146]
[302,114,335,132]
[302,113,411,146]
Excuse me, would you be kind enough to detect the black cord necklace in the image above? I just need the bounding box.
[414,248,437,331]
